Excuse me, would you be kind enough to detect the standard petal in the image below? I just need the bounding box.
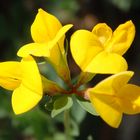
[17,43,50,57]
[0,62,21,90]
[92,23,112,46]
[88,71,133,96]
[107,20,135,55]
[18,25,73,58]
[89,93,122,128]
[70,30,103,71]
[84,51,128,74]
[112,71,134,93]
[12,56,43,114]
[31,8,62,43]
[119,84,140,114]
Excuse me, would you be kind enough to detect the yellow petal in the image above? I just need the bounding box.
[70,30,103,71]
[89,71,133,96]
[107,20,135,55]
[18,24,73,58]
[48,24,73,56]
[31,8,62,43]
[89,93,122,128]
[12,56,43,114]
[21,56,42,96]
[92,23,112,46]
[84,51,128,74]
[88,71,134,127]
[12,84,42,114]
[48,43,71,82]
[118,84,140,114]
[0,62,21,90]
[112,71,134,93]
[17,43,50,57]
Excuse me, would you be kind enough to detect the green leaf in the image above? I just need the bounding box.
[108,0,132,11]
[53,132,67,140]
[71,96,87,124]
[44,95,54,114]
[76,95,99,116]
[12,108,55,140]
[70,119,80,137]
[87,135,94,140]
[51,95,73,118]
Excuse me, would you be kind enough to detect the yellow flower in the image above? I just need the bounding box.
[87,71,140,128]
[0,56,43,114]
[70,21,135,74]
[17,9,73,82]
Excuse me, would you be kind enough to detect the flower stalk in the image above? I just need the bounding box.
[64,109,71,140]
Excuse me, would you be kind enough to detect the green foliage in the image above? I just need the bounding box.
[108,0,140,11]
[71,97,87,124]
[51,95,73,117]
[69,119,80,137]
[46,0,79,18]
[108,0,132,11]
[12,109,54,140]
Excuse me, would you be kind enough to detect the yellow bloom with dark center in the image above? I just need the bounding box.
[87,71,140,128]
[0,56,42,114]
[70,21,135,74]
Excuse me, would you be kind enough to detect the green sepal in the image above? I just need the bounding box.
[46,43,71,84]
[76,72,95,86]
[75,95,99,116]
[65,38,69,55]
[42,75,65,96]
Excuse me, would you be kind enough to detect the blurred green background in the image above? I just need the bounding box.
[0,0,140,140]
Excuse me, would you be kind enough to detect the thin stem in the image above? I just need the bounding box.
[64,109,71,140]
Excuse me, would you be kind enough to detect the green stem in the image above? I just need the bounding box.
[64,110,71,140]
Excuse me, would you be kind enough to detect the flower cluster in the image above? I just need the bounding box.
[1,8,140,128]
